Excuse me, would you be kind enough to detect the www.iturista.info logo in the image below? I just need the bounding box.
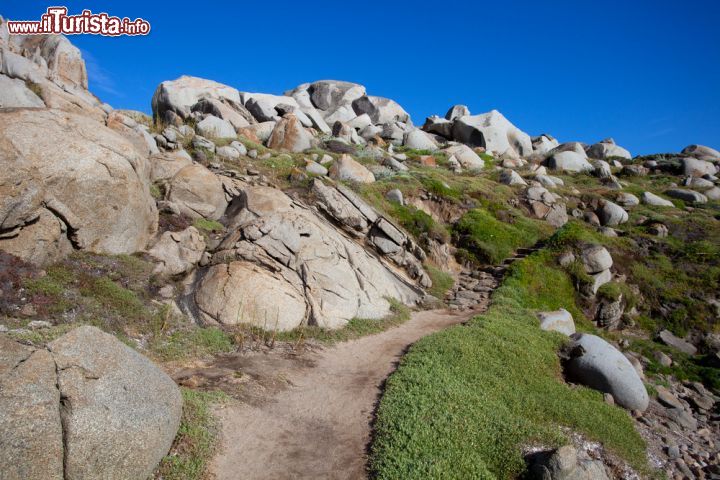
[6,7,151,36]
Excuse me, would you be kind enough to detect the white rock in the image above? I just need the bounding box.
[538,309,576,336]
[196,115,236,139]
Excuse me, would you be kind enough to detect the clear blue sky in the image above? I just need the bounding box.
[4,1,720,155]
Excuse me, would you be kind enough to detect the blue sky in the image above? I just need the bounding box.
[4,1,720,155]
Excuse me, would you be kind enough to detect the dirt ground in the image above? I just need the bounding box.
[201,308,476,480]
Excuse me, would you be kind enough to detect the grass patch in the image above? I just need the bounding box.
[388,203,449,243]
[154,388,229,480]
[192,218,224,234]
[453,208,546,264]
[271,298,411,345]
[370,252,646,479]
[425,264,455,299]
[150,327,236,361]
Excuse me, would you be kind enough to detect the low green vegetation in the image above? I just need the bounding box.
[269,298,411,345]
[387,203,449,243]
[150,326,236,361]
[453,208,547,264]
[192,218,224,234]
[155,388,229,480]
[370,252,646,479]
[425,264,454,299]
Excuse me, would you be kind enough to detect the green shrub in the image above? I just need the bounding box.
[453,209,544,264]
[192,218,224,233]
[389,204,449,243]
[370,253,647,479]
[155,389,229,480]
[425,264,455,299]
[150,327,236,361]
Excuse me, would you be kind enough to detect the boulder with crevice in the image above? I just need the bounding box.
[197,185,423,330]
[0,326,182,480]
[0,109,157,265]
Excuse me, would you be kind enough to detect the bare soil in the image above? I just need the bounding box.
[203,308,477,480]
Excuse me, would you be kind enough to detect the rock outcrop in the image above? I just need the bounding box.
[196,185,422,330]
[0,109,158,265]
[566,333,649,412]
[0,327,182,480]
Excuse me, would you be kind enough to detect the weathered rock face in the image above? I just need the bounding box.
[328,154,376,183]
[524,184,568,227]
[48,326,183,480]
[285,80,412,130]
[681,144,720,162]
[0,327,182,480]
[586,139,632,160]
[148,226,206,276]
[0,24,104,119]
[312,180,431,287]
[352,95,410,125]
[403,129,438,150]
[167,164,228,220]
[196,114,236,138]
[451,110,532,157]
[267,114,313,152]
[196,261,308,331]
[286,80,366,113]
[150,151,194,182]
[0,109,158,265]
[531,134,559,155]
[538,309,576,336]
[151,75,242,121]
[641,191,674,207]
[197,185,422,330]
[443,144,484,170]
[566,333,649,412]
[0,74,45,107]
[547,151,593,173]
[0,337,63,480]
[681,157,717,177]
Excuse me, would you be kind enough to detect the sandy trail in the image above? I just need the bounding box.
[207,308,476,480]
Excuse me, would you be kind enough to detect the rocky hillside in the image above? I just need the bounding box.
[1,18,719,480]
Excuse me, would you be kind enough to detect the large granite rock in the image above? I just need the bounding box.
[547,151,593,173]
[681,157,717,177]
[596,200,628,226]
[0,109,157,265]
[443,144,484,170]
[196,114,236,138]
[0,337,63,480]
[167,164,228,220]
[681,144,720,162]
[329,154,376,183]
[151,75,241,121]
[451,110,532,157]
[586,138,631,160]
[566,333,649,412]
[48,326,182,480]
[198,185,422,330]
[147,226,206,276]
[267,114,313,152]
[0,327,182,480]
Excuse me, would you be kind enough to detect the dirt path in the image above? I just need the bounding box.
[206,308,477,480]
